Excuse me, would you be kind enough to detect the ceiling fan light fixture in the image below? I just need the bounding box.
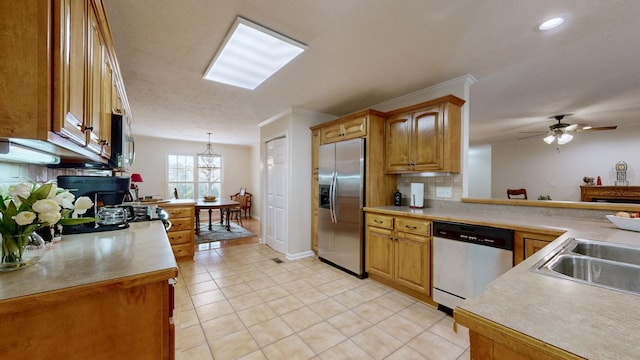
[557,133,573,145]
[543,133,556,144]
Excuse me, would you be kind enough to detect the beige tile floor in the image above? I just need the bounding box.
[174,220,470,360]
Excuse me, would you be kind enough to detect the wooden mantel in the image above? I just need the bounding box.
[580,185,640,203]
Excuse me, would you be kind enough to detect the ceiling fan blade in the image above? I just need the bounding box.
[575,125,618,132]
[517,133,542,140]
[564,124,579,132]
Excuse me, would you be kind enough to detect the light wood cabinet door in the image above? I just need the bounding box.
[340,116,366,140]
[320,123,343,144]
[384,112,412,172]
[412,105,445,171]
[53,0,89,145]
[100,51,113,158]
[366,225,394,280]
[524,238,552,259]
[514,231,561,265]
[86,7,107,155]
[320,116,366,144]
[395,230,431,294]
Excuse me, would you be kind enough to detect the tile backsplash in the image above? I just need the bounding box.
[395,173,462,205]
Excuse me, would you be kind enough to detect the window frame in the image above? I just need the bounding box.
[167,153,222,199]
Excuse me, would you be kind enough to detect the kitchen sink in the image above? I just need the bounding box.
[569,239,640,266]
[531,238,640,296]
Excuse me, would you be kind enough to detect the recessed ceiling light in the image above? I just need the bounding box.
[203,16,307,90]
[539,17,565,31]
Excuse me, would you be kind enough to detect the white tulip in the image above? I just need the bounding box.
[39,211,62,224]
[8,182,32,204]
[46,184,58,199]
[12,211,36,226]
[55,191,76,209]
[72,196,93,217]
[32,199,59,214]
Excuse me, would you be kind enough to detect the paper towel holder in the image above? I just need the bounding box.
[410,183,424,209]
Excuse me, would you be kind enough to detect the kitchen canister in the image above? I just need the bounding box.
[394,190,402,206]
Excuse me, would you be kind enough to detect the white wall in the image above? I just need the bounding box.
[131,135,258,217]
[468,144,492,198]
[491,126,640,201]
[259,108,335,258]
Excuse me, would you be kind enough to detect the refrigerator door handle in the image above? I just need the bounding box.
[330,171,337,223]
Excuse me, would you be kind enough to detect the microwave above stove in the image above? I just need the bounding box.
[110,113,135,171]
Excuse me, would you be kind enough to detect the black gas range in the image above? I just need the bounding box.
[61,205,169,235]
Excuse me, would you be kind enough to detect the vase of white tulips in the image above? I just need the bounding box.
[0,182,95,271]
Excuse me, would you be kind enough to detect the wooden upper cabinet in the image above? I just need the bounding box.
[320,115,366,144]
[0,0,128,164]
[100,49,113,158]
[86,6,112,158]
[385,95,464,174]
[53,0,88,146]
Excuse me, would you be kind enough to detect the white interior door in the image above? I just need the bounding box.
[266,137,287,253]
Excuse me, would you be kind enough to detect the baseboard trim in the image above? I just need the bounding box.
[286,250,315,261]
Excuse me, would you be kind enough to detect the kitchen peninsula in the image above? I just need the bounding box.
[364,204,640,359]
[0,221,178,360]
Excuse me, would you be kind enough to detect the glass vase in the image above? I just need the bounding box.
[0,231,47,272]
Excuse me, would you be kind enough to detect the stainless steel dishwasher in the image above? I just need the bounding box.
[432,221,514,311]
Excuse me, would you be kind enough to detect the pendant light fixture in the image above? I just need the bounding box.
[198,132,220,171]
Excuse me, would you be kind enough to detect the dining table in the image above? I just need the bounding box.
[195,199,239,233]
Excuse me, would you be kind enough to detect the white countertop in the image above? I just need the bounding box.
[365,206,640,359]
[0,221,178,302]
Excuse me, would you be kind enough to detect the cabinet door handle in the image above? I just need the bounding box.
[405,225,417,230]
[374,219,383,224]
[83,125,93,132]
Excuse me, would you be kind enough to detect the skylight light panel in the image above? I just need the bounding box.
[203,17,307,90]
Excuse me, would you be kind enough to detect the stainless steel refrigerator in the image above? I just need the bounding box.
[318,138,366,278]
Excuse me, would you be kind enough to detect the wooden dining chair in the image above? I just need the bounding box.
[507,188,528,199]
[228,188,247,226]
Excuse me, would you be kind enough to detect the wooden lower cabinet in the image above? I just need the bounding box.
[513,230,562,265]
[455,309,581,360]
[365,213,431,302]
[163,202,195,260]
[0,278,176,360]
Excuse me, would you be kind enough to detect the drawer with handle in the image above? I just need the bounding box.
[167,230,192,245]
[165,207,193,218]
[366,214,393,229]
[396,217,431,236]
[168,217,193,232]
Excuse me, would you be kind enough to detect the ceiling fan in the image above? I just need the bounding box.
[522,114,618,145]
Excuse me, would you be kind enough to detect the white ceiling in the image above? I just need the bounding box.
[103,0,640,146]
